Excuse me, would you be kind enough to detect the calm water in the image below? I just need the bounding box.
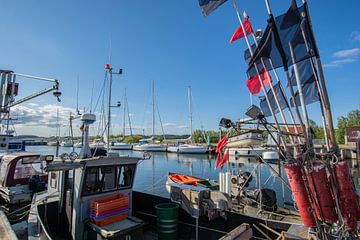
[26,145,360,207]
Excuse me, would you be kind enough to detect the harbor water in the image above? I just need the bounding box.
[26,145,360,208]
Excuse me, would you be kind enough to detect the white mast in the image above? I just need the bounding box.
[152,80,155,140]
[188,86,193,141]
[122,89,127,139]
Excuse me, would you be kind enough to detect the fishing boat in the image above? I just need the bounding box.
[26,113,261,240]
[226,131,263,148]
[227,146,267,157]
[0,152,52,204]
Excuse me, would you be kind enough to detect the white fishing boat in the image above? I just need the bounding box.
[227,146,267,157]
[226,131,263,148]
[47,141,58,146]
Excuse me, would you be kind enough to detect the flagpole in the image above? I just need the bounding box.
[301,0,337,151]
[248,21,300,144]
[263,0,310,150]
[231,0,288,150]
[289,41,313,147]
[299,26,330,150]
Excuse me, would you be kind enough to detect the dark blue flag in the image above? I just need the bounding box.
[259,82,288,117]
[198,0,228,17]
[290,80,319,107]
[289,59,316,87]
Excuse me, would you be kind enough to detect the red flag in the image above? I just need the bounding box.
[215,152,221,169]
[219,150,229,169]
[229,18,253,44]
[246,71,272,96]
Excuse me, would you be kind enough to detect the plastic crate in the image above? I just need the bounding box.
[90,193,129,214]
[91,211,129,227]
[91,205,128,218]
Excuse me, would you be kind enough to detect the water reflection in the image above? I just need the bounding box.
[25,146,360,204]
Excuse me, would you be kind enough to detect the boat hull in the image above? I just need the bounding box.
[168,145,208,154]
[133,144,167,152]
[110,143,133,150]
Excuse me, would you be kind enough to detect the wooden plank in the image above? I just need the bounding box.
[218,223,252,240]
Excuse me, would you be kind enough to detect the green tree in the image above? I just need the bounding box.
[336,110,360,144]
[124,135,142,143]
[309,119,325,140]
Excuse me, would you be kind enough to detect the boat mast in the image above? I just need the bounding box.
[152,80,155,140]
[122,89,127,139]
[188,86,193,142]
[107,66,113,152]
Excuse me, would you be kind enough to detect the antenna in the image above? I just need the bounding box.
[76,75,80,115]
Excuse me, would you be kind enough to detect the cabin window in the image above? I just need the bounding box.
[101,167,116,190]
[82,164,136,196]
[14,158,45,179]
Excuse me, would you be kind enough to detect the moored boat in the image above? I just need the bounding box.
[110,142,133,150]
[226,131,263,148]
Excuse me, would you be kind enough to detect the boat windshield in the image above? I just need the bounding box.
[82,164,136,196]
[14,157,45,179]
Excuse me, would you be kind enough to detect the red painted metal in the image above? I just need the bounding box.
[334,161,358,232]
[285,162,316,227]
[306,162,337,224]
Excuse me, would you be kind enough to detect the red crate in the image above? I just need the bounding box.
[90,193,129,213]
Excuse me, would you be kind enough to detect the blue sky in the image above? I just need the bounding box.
[0,0,359,136]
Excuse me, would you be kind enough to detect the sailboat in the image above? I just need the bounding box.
[133,81,167,152]
[111,89,133,150]
[167,87,207,154]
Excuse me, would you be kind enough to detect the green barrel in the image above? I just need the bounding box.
[155,203,179,240]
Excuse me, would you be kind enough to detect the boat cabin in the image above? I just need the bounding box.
[0,152,51,204]
[31,155,144,240]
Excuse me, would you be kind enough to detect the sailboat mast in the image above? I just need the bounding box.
[188,86,193,139]
[152,80,155,139]
[122,89,127,138]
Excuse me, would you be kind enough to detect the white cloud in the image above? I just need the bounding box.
[332,48,360,58]
[324,48,360,68]
[351,31,360,42]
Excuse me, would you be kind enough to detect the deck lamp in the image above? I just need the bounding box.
[245,105,264,120]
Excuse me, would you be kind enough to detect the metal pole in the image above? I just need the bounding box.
[188,86,193,142]
[13,72,57,83]
[123,89,127,139]
[302,0,337,150]
[248,27,295,144]
[107,68,113,152]
[152,80,155,140]
[263,0,310,150]
[231,0,288,149]
[299,25,330,150]
[289,41,313,147]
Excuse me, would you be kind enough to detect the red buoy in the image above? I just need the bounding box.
[306,162,337,224]
[285,162,316,227]
[334,161,358,232]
